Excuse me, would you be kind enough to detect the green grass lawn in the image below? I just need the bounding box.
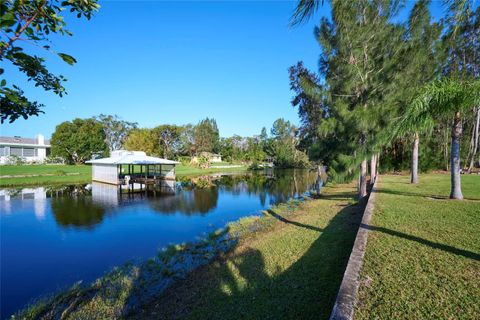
[134,182,364,319]
[0,164,247,187]
[355,173,480,319]
[0,165,92,186]
[175,164,246,177]
[209,161,242,167]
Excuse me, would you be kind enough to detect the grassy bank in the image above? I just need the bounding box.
[134,182,364,319]
[13,182,364,319]
[176,164,246,177]
[0,164,247,187]
[355,174,480,319]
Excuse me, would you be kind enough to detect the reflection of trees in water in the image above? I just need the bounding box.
[149,187,219,216]
[45,184,91,197]
[148,170,317,216]
[215,169,318,205]
[51,197,105,229]
[45,170,319,226]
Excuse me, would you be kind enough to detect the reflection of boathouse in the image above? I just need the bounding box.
[86,150,179,185]
[91,180,176,206]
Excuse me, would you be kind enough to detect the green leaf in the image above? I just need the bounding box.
[0,12,15,28]
[1,79,6,86]
[58,53,77,65]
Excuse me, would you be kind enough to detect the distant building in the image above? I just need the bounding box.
[209,153,222,163]
[191,152,222,163]
[0,135,51,164]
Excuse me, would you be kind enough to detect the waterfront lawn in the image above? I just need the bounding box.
[175,164,246,176]
[0,165,91,186]
[356,174,480,319]
[135,182,364,319]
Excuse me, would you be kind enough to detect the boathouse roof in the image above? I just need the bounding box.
[86,150,179,165]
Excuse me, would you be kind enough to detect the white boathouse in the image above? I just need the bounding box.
[86,150,179,185]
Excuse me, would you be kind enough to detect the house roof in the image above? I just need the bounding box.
[86,150,179,165]
[0,136,50,147]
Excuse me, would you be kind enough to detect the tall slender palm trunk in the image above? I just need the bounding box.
[450,112,463,200]
[370,154,377,185]
[359,158,367,199]
[444,128,450,171]
[411,132,419,184]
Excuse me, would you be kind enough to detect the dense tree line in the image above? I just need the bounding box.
[51,115,309,168]
[219,119,309,167]
[290,0,479,199]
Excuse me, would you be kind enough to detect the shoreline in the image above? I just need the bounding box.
[12,181,363,319]
[11,194,317,319]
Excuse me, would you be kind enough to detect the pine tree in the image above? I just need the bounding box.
[393,0,442,184]
[314,0,404,198]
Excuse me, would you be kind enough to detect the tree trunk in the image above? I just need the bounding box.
[370,154,377,185]
[450,112,464,200]
[467,107,479,173]
[444,126,450,171]
[359,158,367,199]
[411,132,419,184]
[376,153,380,176]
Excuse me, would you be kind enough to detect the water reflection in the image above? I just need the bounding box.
[0,170,322,229]
[149,189,219,215]
[0,169,325,319]
[0,188,48,220]
[52,197,106,229]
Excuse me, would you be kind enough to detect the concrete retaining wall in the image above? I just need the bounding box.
[329,178,379,320]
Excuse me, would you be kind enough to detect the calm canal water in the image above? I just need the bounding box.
[0,169,319,318]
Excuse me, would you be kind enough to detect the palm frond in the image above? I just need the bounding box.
[290,0,324,26]
[392,78,480,141]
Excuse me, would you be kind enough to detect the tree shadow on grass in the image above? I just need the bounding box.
[363,224,480,261]
[315,192,357,200]
[378,188,480,201]
[132,198,365,320]
[264,209,324,233]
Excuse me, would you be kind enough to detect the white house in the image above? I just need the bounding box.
[0,135,51,164]
[86,150,180,185]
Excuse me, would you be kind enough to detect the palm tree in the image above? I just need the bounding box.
[396,79,480,199]
[392,117,434,185]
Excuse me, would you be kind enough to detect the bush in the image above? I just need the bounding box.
[248,162,262,170]
[4,155,25,165]
[44,156,65,164]
[190,155,210,169]
[177,156,191,166]
[293,150,311,168]
[197,155,211,169]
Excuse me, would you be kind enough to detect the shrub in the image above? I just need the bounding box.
[190,155,210,169]
[4,155,25,165]
[177,156,191,166]
[44,156,65,164]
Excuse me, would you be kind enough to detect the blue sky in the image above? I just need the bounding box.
[2,0,446,139]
